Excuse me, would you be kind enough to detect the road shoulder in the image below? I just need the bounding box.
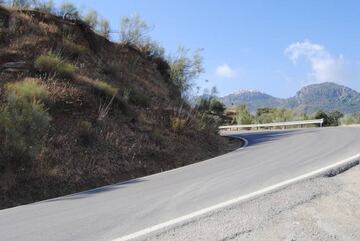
[143,164,360,241]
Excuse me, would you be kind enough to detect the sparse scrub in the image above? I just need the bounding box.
[168,47,204,98]
[120,14,165,59]
[59,1,79,18]
[63,39,87,58]
[171,117,187,131]
[120,14,150,46]
[33,0,55,13]
[6,78,49,102]
[92,80,118,97]
[9,0,31,9]
[141,41,165,59]
[34,53,75,77]
[255,108,297,124]
[340,113,360,125]
[83,9,98,29]
[235,105,254,125]
[197,92,225,116]
[0,95,50,166]
[97,94,116,121]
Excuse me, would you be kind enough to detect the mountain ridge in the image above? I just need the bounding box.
[220,82,360,113]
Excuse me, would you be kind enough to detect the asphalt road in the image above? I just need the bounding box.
[1,127,360,241]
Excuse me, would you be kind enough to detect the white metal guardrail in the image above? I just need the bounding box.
[219,119,324,131]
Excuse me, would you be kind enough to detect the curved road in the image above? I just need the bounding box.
[1,127,360,241]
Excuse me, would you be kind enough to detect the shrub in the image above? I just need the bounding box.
[0,95,50,165]
[119,15,165,59]
[168,47,204,98]
[83,9,98,29]
[63,39,87,58]
[59,1,79,18]
[93,80,118,97]
[33,0,55,13]
[340,113,360,125]
[235,105,254,124]
[171,117,187,131]
[197,95,225,117]
[328,110,344,126]
[5,78,48,102]
[120,14,149,46]
[9,0,31,9]
[314,110,343,126]
[78,120,96,146]
[34,53,75,77]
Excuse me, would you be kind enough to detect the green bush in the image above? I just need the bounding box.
[314,110,344,126]
[197,96,225,116]
[255,108,297,124]
[0,95,50,165]
[5,78,49,102]
[34,53,75,77]
[63,39,87,58]
[93,80,118,97]
[340,113,360,125]
[235,105,254,124]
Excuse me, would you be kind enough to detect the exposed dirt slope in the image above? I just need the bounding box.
[0,7,240,209]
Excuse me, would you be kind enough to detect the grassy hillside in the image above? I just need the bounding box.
[0,6,239,209]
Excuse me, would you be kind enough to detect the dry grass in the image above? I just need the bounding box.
[34,53,75,77]
[5,78,49,101]
[92,80,118,97]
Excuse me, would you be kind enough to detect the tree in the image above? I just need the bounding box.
[59,1,79,18]
[235,105,254,124]
[10,0,30,8]
[328,110,344,126]
[119,14,165,59]
[315,110,343,126]
[315,110,330,126]
[120,14,150,45]
[83,9,98,29]
[168,47,204,98]
[98,18,110,38]
[209,98,225,116]
[34,0,55,13]
[197,91,225,117]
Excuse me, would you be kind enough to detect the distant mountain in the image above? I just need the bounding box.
[221,90,284,111]
[220,82,360,113]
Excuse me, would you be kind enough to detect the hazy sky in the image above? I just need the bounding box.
[53,0,360,97]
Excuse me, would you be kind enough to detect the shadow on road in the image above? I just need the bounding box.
[39,179,146,203]
[234,129,318,147]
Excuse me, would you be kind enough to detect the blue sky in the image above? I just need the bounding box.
[53,0,360,97]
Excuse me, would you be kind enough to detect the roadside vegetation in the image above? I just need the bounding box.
[340,113,360,125]
[229,105,346,127]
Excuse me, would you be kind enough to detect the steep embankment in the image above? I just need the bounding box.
[0,7,239,209]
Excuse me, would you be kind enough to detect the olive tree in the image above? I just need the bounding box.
[168,47,204,98]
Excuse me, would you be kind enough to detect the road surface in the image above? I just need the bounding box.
[1,127,360,241]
